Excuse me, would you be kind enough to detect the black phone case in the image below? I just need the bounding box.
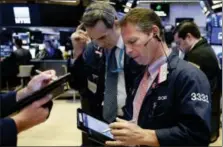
[9,73,71,115]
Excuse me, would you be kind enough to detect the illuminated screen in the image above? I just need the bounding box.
[150,3,169,17]
[13,7,31,24]
[210,27,222,45]
[0,45,13,57]
[81,113,114,139]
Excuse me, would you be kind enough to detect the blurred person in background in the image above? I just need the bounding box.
[1,51,19,89]
[174,21,222,142]
[36,39,63,60]
[11,38,33,86]
[0,70,56,146]
[13,38,32,66]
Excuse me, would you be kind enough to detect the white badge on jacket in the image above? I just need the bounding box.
[158,63,168,84]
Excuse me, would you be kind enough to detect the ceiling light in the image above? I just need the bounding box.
[213,1,222,4]
[212,3,222,9]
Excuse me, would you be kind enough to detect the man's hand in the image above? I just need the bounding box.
[105,118,160,146]
[71,23,90,59]
[12,95,52,133]
[16,70,56,101]
[105,118,145,146]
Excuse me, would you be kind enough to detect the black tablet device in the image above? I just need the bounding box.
[77,108,114,145]
[9,73,71,115]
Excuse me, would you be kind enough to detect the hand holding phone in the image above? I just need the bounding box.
[71,23,90,59]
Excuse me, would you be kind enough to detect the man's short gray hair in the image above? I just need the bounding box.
[81,2,117,28]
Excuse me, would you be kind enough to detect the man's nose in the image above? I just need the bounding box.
[126,46,133,55]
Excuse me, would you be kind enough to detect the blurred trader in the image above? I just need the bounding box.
[174,21,222,142]
[0,70,55,146]
[68,2,143,145]
[106,8,211,146]
[13,38,33,85]
[36,39,63,60]
[1,52,19,89]
[13,38,32,65]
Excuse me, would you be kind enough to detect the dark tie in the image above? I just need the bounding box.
[103,47,118,123]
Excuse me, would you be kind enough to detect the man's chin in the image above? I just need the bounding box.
[134,58,145,65]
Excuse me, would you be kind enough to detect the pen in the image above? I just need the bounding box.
[101,120,136,133]
[35,70,57,81]
[102,128,111,133]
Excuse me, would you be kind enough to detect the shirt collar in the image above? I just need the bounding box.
[148,56,167,79]
[190,38,202,50]
[116,35,124,50]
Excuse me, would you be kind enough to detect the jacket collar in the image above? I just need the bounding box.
[190,37,207,52]
[166,51,179,70]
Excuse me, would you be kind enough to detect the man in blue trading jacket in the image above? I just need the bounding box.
[106,8,211,146]
[0,70,55,146]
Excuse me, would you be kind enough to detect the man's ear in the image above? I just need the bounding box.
[152,25,160,35]
[186,33,192,39]
[114,19,119,27]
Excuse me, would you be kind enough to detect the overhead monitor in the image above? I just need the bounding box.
[13,7,31,24]
[150,3,169,17]
[210,13,222,27]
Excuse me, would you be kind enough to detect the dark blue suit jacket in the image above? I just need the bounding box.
[0,92,18,146]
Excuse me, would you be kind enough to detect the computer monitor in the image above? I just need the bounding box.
[151,3,169,17]
[13,7,31,24]
[0,45,13,57]
[210,27,222,45]
[12,32,30,45]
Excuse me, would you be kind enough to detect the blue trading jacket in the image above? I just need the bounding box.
[123,52,211,146]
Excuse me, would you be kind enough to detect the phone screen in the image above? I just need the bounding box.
[80,113,114,139]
